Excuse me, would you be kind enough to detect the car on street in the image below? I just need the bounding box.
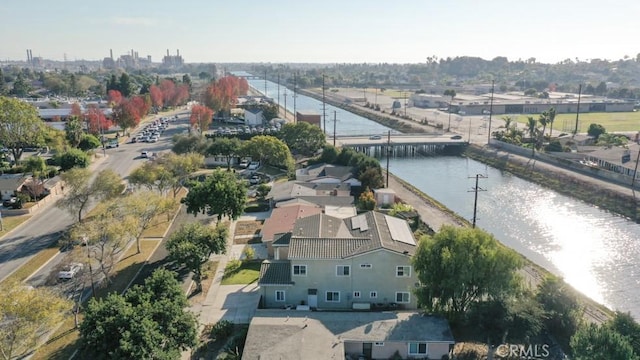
[2,197,18,208]
[239,159,250,168]
[141,151,152,158]
[450,135,463,140]
[106,140,119,148]
[58,263,83,280]
[369,135,382,140]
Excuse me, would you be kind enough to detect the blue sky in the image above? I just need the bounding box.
[2,0,639,64]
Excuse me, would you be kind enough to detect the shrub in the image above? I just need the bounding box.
[224,259,242,276]
[56,148,90,171]
[78,134,101,151]
[210,320,234,340]
[242,246,255,260]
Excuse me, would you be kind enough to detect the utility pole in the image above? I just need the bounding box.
[404,92,407,117]
[293,72,297,123]
[385,130,391,188]
[468,174,487,228]
[283,89,288,120]
[264,69,267,95]
[322,74,327,133]
[487,80,495,144]
[574,84,582,136]
[333,111,337,147]
[277,73,280,111]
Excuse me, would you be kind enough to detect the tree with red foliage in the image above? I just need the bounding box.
[108,90,123,106]
[238,77,249,96]
[202,76,246,119]
[149,85,164,110]
[84,105,112,135]
[190,105,213,137]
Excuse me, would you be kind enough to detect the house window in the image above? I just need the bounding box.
[370,291,378,299]
[275,290,285,302]
[374,342,385,346]
[408,342,428,355]
[360,264,372,269]
[396,292,410,303]
[293,265,307,276]
[326,291,340,302]
[336,265,350,276]
[353,291,361,298]
[396,266,411,277]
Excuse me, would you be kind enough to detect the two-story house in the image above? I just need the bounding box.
[259,211,419,310]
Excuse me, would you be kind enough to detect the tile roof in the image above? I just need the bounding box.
[260,205,321,242]
[258,261,293,286]
[294,196,354,207]
[272,233,292,246]
[287,211,416,260]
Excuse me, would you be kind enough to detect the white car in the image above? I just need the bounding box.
[247,161,260,170]
[58,263,84,280]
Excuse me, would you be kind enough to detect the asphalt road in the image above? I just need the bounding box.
[0,111,189,284]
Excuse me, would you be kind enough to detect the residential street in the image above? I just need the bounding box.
[0,111,188,283]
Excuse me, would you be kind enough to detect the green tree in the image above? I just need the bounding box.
[118,73,133,97]
[78,134,102,151]
[79,269,197,359]
[607,312,640,355]
[208,137,242,169]
[0,281,71,360]
[10,73,31,97]
[443,89,456,130]
[525,116,538,156]
[129,161,174,195]
[535,276,581,351]
[261,103,279,121]
[587,123,606,139]
[182,169,247,220]
[167,222,228,290]
[242,135,294,172]
[538,111,549,144]
[0,68,7,95]
[317,144,339,164]
[256,184,271,202]
[0,96,46,163]
[359,167,385,190]
[57,168,124,222]
[547,107,556,138]
[157,152,204,198]
[278,122,326,156]
[413,225,522,321]
[65,116,84,148]
[55,148,90,170]
[22,155,46,177]
[571,323,637,360]
[122,191,174,253]
[172,134,209,155]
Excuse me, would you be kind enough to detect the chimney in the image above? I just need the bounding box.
[26,49,30,62]
[110,49,113,60]
[167,49,170,57]
[147,55,152,62]
[177,49,180,57]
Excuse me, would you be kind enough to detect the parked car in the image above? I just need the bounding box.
[450,135,463,140]
[247,161,260,170]
[369,135,382,140]
[2,197,17,208]
[141,151,152,158]
[58,263,84,280]
[239,159,250,168]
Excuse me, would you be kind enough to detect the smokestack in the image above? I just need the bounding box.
[147,55,151,62]
[30,49,33,62]
[177,49,179,57]
[26,49,30,62]
[110,49,113,60]
[167,49,170,57]
[131,49,134,57]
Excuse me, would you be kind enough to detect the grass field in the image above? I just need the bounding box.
[0,214,31,237]
[512,111,640,133]
[221,260,261,285]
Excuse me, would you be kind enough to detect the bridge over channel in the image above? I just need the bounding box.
[331,133,467,157]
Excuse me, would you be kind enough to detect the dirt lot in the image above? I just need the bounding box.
[233,220,264,244]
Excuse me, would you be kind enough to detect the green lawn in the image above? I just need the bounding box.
[513,111,640,133]
[221,260,261,285]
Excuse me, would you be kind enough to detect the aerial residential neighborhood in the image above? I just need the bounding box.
[4,2,640,359]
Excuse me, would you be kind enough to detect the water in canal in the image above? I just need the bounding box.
[247,77,640,319]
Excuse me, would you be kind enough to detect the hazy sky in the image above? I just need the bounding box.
[2,0,639,64]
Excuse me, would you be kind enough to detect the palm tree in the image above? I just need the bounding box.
[444,89,456,131]
[547,107,556,138]
[502,116,513,130]
[538,111,549,147]
[526,116,538,156]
